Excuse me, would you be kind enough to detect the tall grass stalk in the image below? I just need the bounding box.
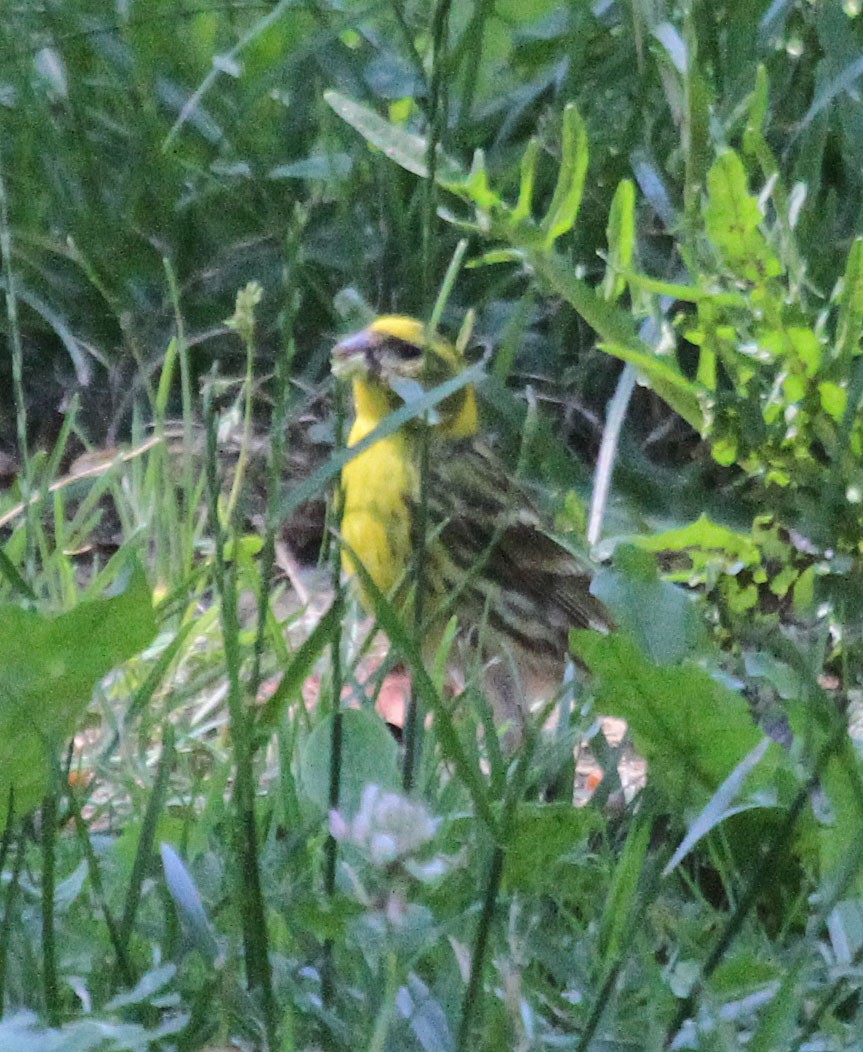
[0,826,23,1014]
[67,781,132,987]
[250,226,301,704]
[164,260,198,578]
[203,371,275,1045]
[0,140,33,574]
[118,723,176,957]
[40,775,59,1025]
[456,844,504,1050]
[404,0,453,793]
[322,385,346,1009]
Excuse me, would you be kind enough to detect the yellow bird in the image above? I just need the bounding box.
[331,315,610,736]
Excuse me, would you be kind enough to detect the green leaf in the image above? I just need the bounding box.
[0,559,156,822]
[298,709,400,818]
[323,90,463,188]
[268,153,352,180]
[747,961,804,1052]
[819,381,848,421]
[603,178,636,302]
[663,738,775,876]
[762,326,822,377]
[810,719,863,896]
[160,844,220,963]
[746,64,770,140]
[632,513,762,568]
[598,341,705,432]
[599,817,651,968]
[591,547,708,664]
[256,599,343,734]
[572,633,770,810]
[835,237,863,366]
[540,103,589,247]
[464,149,501,211]
[512,137,540,224]
[704,151,783,283]
[798,53,863,136]
[505,803,598,893]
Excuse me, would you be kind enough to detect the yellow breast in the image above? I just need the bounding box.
[340,381,418,603]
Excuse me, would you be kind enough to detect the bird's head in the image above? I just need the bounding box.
[332,315,479,439]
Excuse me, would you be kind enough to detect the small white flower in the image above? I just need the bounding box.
[328,784,445,874]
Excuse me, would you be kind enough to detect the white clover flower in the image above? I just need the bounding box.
[329,784,445,877]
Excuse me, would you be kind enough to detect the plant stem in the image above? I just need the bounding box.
[457,844,504,1049]
[41,785,59,1025]
[204,375,276,1046]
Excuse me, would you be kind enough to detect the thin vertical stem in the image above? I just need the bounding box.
[41,783,59,1025]
[404,0,453,792]
[119,723,176,955]
[251,221,302,701]
[0,825,23,1014]
[323,385,346,1008]
[0,138,34,571]
[588,363,636,546]
[203,376,276,1045]
[67,782,133,987]
[456,844,504,1050]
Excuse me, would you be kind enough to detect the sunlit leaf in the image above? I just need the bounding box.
[704,151,783,282]
[540,103,589,247]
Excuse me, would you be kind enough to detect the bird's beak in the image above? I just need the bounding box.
[331,328,374,379]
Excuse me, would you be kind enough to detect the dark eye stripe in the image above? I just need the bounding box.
[382,336,423,359]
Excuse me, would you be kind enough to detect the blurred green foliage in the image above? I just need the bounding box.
[3,1,863,449]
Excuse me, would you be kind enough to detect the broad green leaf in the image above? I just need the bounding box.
[819,380,847,420]
[298,708,399,818]
[505,803,598,893]
[704,151,783,283]
[0,560,156,821]
[807,715,863,896]
[572,633,771,810]
[541,103,589,247]
[710,954,782,1002]
[591,547,707,665]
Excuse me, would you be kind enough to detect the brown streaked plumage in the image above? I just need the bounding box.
[332,315,611,740]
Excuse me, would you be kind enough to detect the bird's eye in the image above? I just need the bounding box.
[383,337,424,360]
